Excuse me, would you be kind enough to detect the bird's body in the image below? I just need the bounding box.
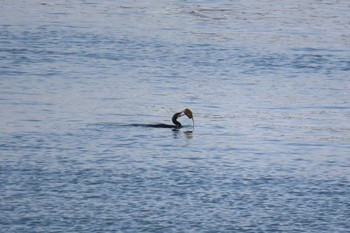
[130,123,178,128]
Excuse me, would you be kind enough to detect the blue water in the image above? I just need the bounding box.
[1,1,350,232]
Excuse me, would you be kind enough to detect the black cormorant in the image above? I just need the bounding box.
[130,108,194,129]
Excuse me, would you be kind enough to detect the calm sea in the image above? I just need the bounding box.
[1,0,350,232]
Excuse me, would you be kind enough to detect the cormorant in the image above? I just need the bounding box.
[130,108,194,129]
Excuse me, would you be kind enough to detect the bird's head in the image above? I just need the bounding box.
[183,108,193,119]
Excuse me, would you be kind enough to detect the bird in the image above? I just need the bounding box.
[129,108,194,129]
[170,108,194,128]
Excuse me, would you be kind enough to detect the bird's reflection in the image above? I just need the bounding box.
[172,128,194,140]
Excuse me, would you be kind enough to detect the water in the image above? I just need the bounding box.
[1,0,350,232]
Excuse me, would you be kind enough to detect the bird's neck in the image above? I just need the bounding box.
[172,113,182,128]
[172,119,182,128]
